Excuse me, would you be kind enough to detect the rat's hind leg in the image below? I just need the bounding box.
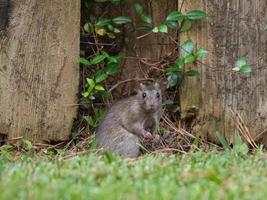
[110,131,140,158]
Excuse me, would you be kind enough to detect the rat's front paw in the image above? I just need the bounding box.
[153,134,160,142]
[144,131,153,139]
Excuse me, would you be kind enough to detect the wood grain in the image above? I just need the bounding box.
[0,0,80,142]
[180,0,267,143]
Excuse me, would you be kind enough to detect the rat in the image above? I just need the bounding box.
[95,82,162,157]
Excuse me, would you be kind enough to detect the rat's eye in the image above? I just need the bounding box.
[156,92,160,98]
[142,92,146,98]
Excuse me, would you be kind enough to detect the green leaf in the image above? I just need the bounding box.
[195,49,208,57]
[82,91,90,98]
[175,58,185,69]
[137,25,153,31]
[166,66,180,73]
[94,0,108,2]
[90,54,107,65]
[108,54,123,63]
[152,26,159,33]
[84,116,97,127]
[95,85,105,91]
[134,3,152,24]
[105,62,118,75]
[112,16,132,24]
[184,70,199,76]
[167,74,178,88]
[181,39,194,57]
[264,24,267,30]
[180,19,192,32]
[184,55,196,64]
[134,3,143,15]
[166,21,178,29]
[86,78,95,87]
[95,73,108,83]
[158,24,168,33]
[108,25,120,33]
[186,10,208,20]
[140,14,152,24]
[235,57,247,68]
[96,18,112,26]
[239,64,252,73]
[79,57,91,65]
[84,23,94,33]
[166,11,184,21]
[89,95,96,100]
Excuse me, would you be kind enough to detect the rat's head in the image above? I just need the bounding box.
[138,82,162,112]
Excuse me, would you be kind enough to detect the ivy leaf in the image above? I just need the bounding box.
[195,49,208,57]
[105,62,118,75]
[152,26,159,33]
[140,14,152,24]
[84,23,94,33]
[90,54,107,65]
[94,85,105,91]
[137,25,153,31]
[95,27,106,36]
[239,64,252,73]
[86,78,95,87]
[95,73,108,83]
[79,57,91,65]
[134,3,152,24]
[175,58,185,69]
[166,66,180,73]
[184,55,196,64]
[108,54,123,63]
[134,3,143,15]
[166,11,184,21]
[158,24,168,33]
[186,10,208,20]
[96,18,112,26]
[82,91,90,98]
[235,57,247,68]
[181,39,194,57]
[108,25,120,33]
[94,0,108,2]
[166,21,178,29]
[180,19,192,32]
[89,95,96,100]
[167,73,178,88]
[184,70,199,76]
[112,16,132,24]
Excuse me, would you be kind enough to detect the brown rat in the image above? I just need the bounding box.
[95,82,162,157]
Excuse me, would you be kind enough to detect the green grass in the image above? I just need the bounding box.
[0,148,267,200]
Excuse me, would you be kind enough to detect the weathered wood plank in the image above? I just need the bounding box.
[0,0,80,142]
[180,0,267,143]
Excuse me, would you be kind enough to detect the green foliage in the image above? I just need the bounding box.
[134,3,152,24]
[84,108,106,128]
[233,56,252,73]
[166,39,207,88]
[80,52,121,100]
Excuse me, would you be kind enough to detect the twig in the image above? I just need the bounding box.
[136,32,153,39]
[0,136,23,143]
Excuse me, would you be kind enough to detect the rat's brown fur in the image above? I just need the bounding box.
[96,83,162,157]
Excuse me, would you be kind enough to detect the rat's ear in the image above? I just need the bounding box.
[154,82,160,89]
[139,82,146,91]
